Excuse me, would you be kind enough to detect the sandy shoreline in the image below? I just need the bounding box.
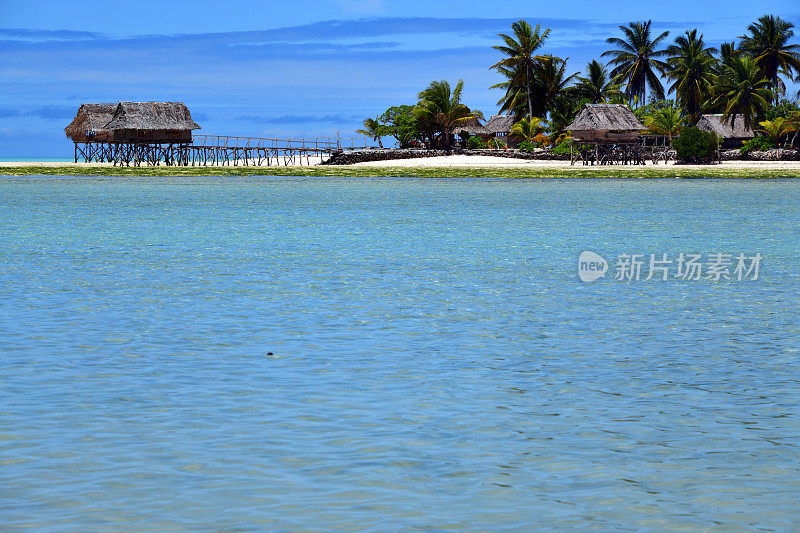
[2,155,800,170]
[0,155,328,168]
[354,155,800,169]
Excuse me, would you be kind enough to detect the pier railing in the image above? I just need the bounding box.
[73,134,376,166]
[192,135,371,151]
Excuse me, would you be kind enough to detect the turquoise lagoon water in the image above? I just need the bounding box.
[0,157,72,162]
[1,176,799,530]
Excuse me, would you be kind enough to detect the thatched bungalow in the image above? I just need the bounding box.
[452,118,490,143]
[64,103,117,142]
[696,114,754,148]
[567,104,646,143]
[104,101,200,143]
[484,115,515,144]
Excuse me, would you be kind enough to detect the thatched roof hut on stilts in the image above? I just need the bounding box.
[64,103,117,142]
[104,101,200,143]
[65,101,201,165]
[566,104,646,165]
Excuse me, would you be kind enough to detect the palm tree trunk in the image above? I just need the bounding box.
[526,63,534,119]
[772,74,779,106]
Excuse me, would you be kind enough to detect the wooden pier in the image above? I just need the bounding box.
[73,135,371,167]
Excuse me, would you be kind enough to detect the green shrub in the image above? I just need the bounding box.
[672,126,719,164]
[551,139,593,156]
[552,140,570,156]
[518,140,537,152]
[740,135,776,155]
[764,100,800,121]
[488,138,507,149]
[552,139,576,156]
[467,136,488,149]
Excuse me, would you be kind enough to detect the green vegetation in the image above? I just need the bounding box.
[4,165,800,180]
[354,80,482,149]
[665,29,717,123]
[758,117,792,145]
[509,116,546,143]
[552,139,588,156]
[490,21,551,119]
[378,106,419,148]
[740,135,777,154]
[355,118,388,148]
[416,79,483,148]
[574,60,623,104]
[602,20,671,103]
[467,136,488,149]
[644,106,685,141]
[712,56,773,131]
[355,14,800,152]
[739,15,800,104]
[672,126,719,163]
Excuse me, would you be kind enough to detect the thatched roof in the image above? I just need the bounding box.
[105,102,200,131]
[696,114,754,139]
[485,115,515,134]
[567,104,645,132]
[64,103,117,139]
[452,117,488,136]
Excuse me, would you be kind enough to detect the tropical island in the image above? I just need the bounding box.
[350,15,800,165]
[3,13,800,177]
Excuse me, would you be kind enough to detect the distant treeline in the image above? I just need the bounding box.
[357,15,800,151]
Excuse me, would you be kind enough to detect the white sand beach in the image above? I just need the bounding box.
[2,155,800,170]
[353,155,800,169]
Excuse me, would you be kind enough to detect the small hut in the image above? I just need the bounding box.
[484,115,515,145]
[696,114,754,148]
[567,104,645,143]
[64,103,117,142]
[104,101,200,143]
[452,118,490,146]
[566,104,647,165]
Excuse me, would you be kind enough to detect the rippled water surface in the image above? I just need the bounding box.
[1,176,799,530]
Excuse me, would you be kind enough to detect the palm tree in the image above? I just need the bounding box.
[548,94,584,142]
[786,110,800,147]
[490,64,529,119]
[530,56,578,116]
[758,118,790,146]
[416,79,482,148]
[644,107,684,142]
[796,72,800,99]
[510,116,547,143]
[719,42,740,67]
[711,56,773,131]
[665,29,717,123]
[491,20,551,119]
[602,20,670,105]
[356,117,387,148]
[574,60,623,103]
[739,15,800,103]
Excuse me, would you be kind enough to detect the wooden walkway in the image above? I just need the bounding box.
[74,135,371,167]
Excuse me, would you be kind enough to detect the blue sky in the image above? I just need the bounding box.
[1,0,798,156]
